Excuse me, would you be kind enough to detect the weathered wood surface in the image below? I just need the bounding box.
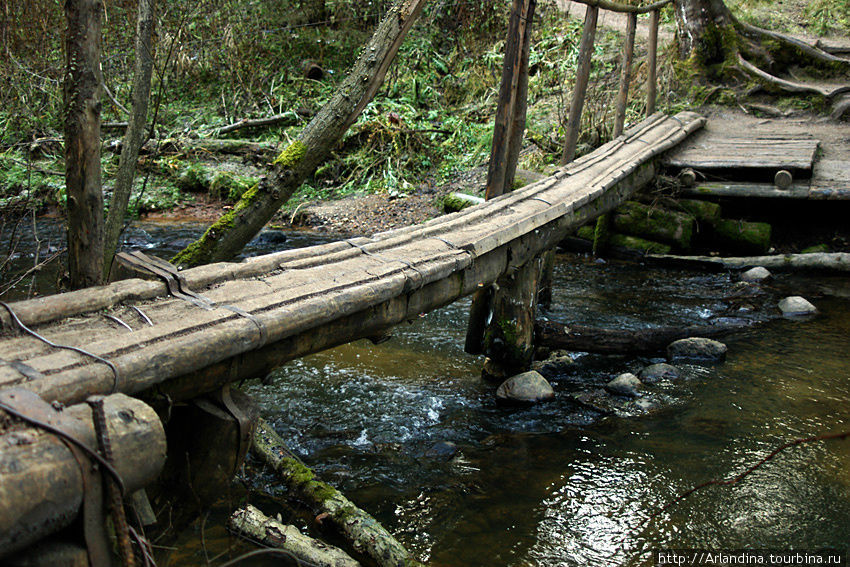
[664,133,819,172]
[646,252,850,272]
[0,391,165,557]
[0,112,704,406]
[229,505,360,567]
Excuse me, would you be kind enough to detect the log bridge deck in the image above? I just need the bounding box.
[0,112,703,409]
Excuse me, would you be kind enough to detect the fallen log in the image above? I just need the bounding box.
[612,200,696,249]
[645,252,850,272]
[713,218,771,254]
[252,419,425,567]
[229,505,360,567]
[534,319,751,355]
[0,390,166,558]
[210,109,312,137]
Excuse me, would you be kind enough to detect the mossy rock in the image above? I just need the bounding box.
[713,218,772,254]
[176,164,213,193]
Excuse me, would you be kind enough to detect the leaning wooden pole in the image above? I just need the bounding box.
[560,5,598,165]
[613,12,637,137]
[646,9,659,117]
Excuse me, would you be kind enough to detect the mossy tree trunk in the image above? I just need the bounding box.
[64,0,104,289]
[673,0,848,83]
[172,0,427,268]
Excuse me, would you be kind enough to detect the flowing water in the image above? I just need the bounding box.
[3,220,849,565]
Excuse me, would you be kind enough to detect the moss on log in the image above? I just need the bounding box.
[576,226,671,255]
[677,199,721,225]
[252,419,424,567]
[442,192,484,213]
[612,200,696,249]
[713,218,772,254]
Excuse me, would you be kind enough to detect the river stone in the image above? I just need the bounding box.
[741,266,771,282]
[424,441,458,461]
[778,296,818,316]
[605,373,643,397]
[496,371,555,404]
[638,363,681,385]
[667,337,727,364]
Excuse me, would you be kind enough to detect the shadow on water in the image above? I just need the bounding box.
[4,220,848,565]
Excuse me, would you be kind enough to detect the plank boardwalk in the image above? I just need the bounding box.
[0,112,704,406]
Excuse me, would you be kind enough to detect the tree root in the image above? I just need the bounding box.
[737,54,850,99]
[737,21,850,68]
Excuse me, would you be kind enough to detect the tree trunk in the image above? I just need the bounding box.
[64,0,104,289]
[172,0,427,268]
[103,0,155,278]
[673,0,735,62]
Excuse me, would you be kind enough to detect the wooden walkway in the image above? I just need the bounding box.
[0,112,703,407]
[663,112,850,200]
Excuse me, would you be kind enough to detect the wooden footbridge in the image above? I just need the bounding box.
[3,0,849,563]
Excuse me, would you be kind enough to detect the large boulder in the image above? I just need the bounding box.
[496,371,555,404]
[605,373,644,397]
[667,337,727,364]
[638,363,681,384]
[778,296,817,316]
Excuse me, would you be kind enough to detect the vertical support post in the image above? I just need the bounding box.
[485,0,536,199]
[466,0,536,355]
[613,11,637,138]
[537,249,556,309]
[482,256,543,381]
[646,9,659,117]
[560,5,598,165]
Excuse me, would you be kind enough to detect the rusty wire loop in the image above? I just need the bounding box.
[0,301,121,393]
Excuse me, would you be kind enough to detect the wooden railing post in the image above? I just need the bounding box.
[647,8,659,117]
[561,5,599,165]
[614,11,637,137]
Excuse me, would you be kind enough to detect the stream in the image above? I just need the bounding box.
[3,219,849,565]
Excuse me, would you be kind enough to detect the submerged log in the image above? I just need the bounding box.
[535,319,750,355]
[612,200,695,249]
[713,218,771,254]
[229,505,359,567]
[0,390,166,558]
[646,252,850,272]
[252,419,424,567]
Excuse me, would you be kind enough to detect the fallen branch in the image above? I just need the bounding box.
[535,319,751,355]
[210,109,312,137]
[645,252,850,272]
[252,419,425,567]
[643,429,850,527]
[229,504,360,567]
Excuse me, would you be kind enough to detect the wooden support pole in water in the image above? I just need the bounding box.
[647,9,659,117]
[146,386,258,560]
[482,256,543,381]
[468,0,536,354]
[561,5,598,165]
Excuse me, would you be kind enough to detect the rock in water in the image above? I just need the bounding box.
[605,373,643,397]
[667,337,727,364]
[778,296,817,316]
[496,371,555,404]
[638,363,681,384]
[741,266,771,282]
[424,441,458,461]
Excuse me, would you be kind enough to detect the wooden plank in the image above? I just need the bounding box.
[681,181,812,199]
[665,136,819,171]
[0,112,705,406]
